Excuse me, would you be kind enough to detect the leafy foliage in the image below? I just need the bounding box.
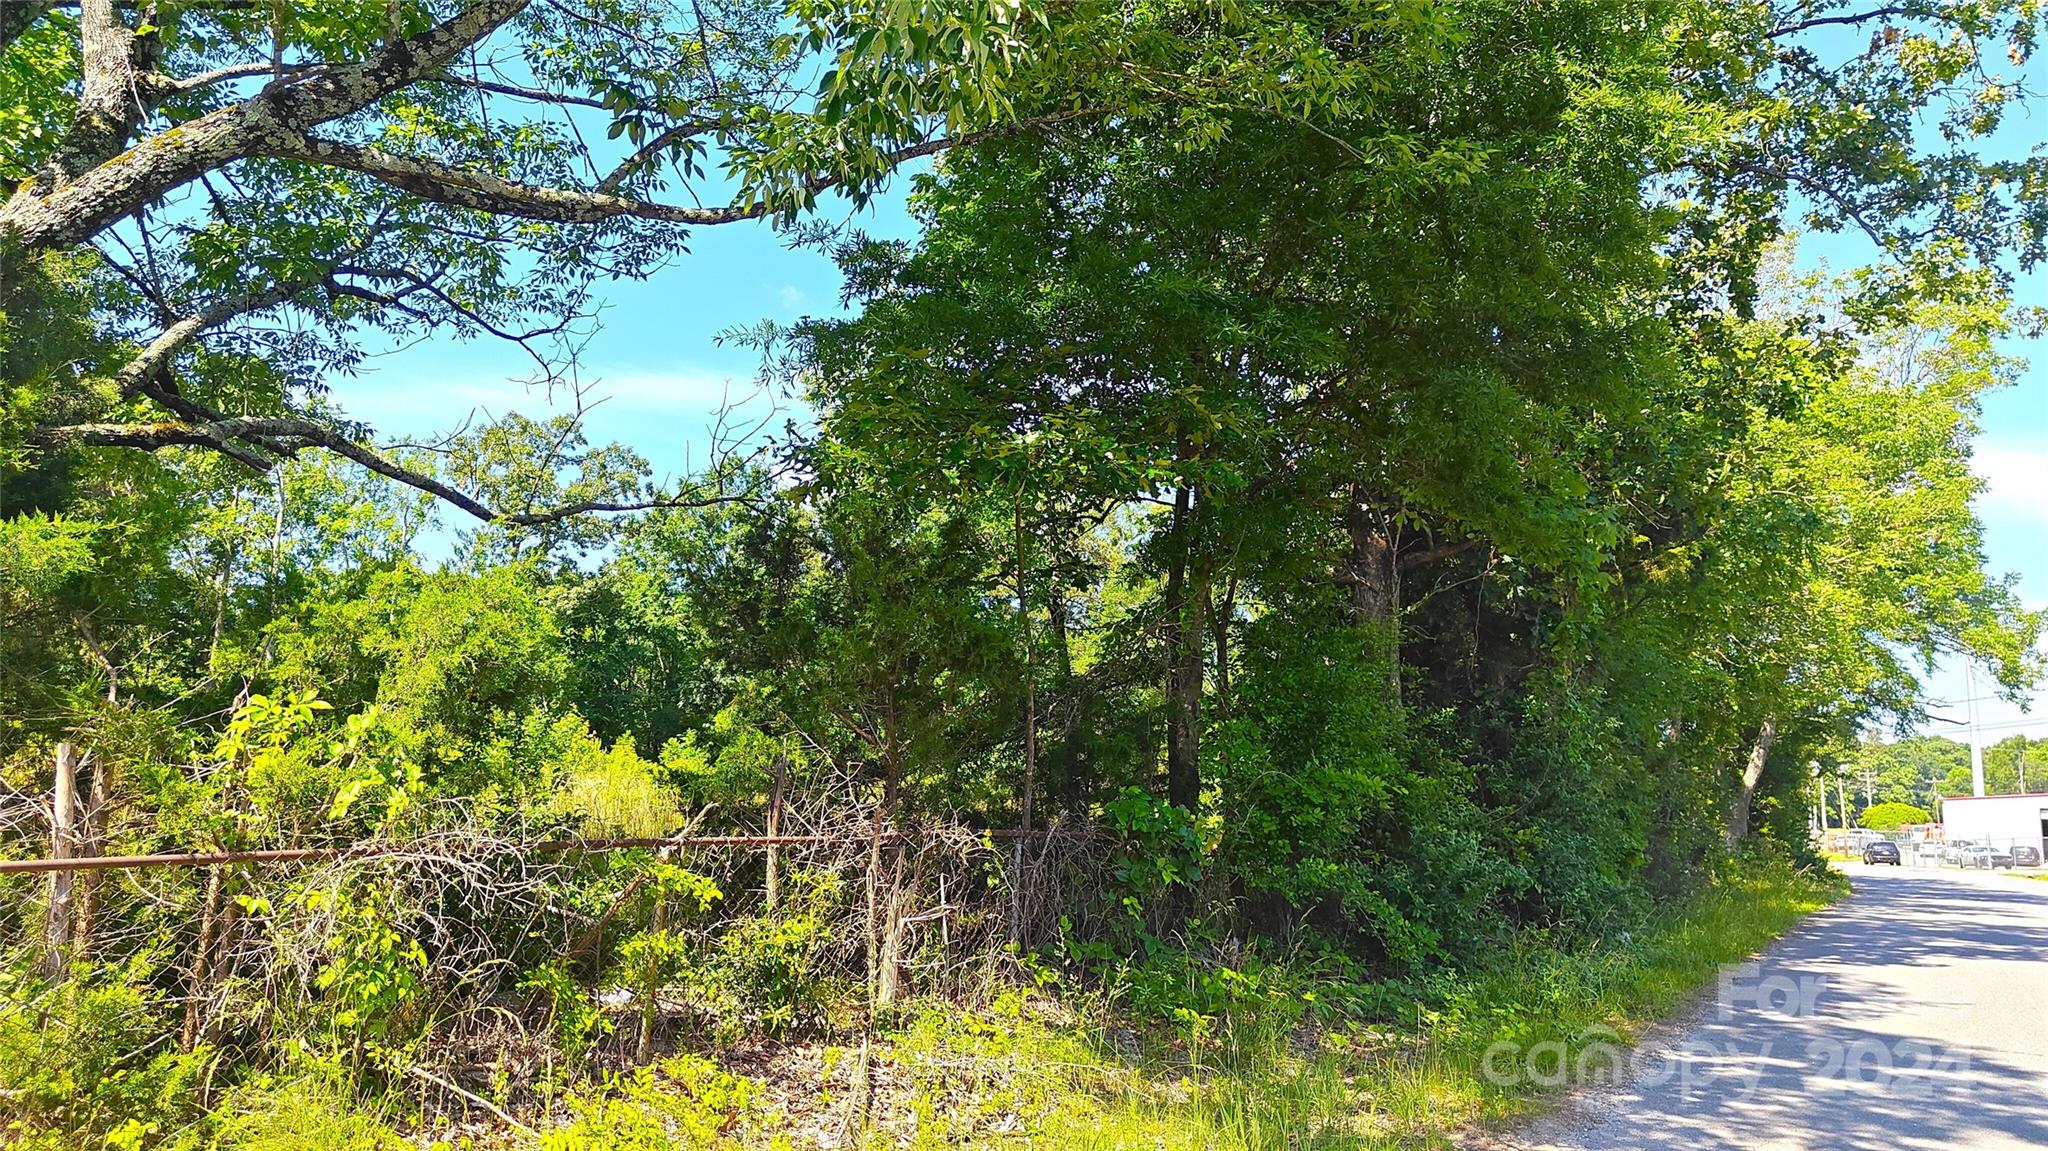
[0,1,2042,1147]
[1858,802,1932,831]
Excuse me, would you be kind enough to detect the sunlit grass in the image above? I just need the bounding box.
[864,858,1845,1151]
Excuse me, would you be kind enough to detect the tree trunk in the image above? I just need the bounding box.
[872,706,906,1009]
[1343,486,1402,710]
[41,743,79,979]
[636,897,668,1063]
[1012,493,1037,946]
[182,865,225,1051]
[877,844,908,1007]
[53,0,145,182]
[70,619,119,958]
[1163,484,1206,812]
[1210,578,1234,719]
[1725,716,1778,848]
[1047,590,1088,813]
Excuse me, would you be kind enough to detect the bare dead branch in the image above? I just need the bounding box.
[151,61,322,94]
[1766,5,1914,39]
[429,72,609,109]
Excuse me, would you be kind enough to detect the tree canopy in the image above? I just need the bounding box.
[1,2,2044,1148]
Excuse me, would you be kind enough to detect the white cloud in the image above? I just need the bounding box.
[1973,442,2048,522]
[778,285,806,308]
[586,368,763,412]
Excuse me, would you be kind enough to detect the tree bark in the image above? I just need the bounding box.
[1210,575,1235,722]
[1343,486,1403,709]
[1047,589,1088,813]
[182,865,225,1050]
[636,896,668,1063]
[0,2,57,53]
[872,692,906,1009]
[1163,484,1207,813]
[1011,492,1036,946]
[72,620,119,958]
[54,0,141,181]
[1,0,531,253]
[41,743,79,979]
[1726,715,1778,848]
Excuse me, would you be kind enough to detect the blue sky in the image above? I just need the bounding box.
[342,164,2046,746]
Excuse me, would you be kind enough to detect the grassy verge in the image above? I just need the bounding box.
[516,856,1844,1151]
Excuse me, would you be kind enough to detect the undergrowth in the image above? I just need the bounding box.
[0,856,1841,1151]
[871,854,1845,1150]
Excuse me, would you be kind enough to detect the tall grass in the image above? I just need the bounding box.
[884,856,1845,1151]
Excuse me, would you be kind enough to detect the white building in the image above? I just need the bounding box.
[1940,793,2048,851]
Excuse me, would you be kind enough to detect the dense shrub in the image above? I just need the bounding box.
[1858,802,1931,831]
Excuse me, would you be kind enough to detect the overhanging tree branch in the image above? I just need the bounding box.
[1,0,533,251]
[264,108,1102,230]
[44,415,758,527]
[429,73,609,109]
[112,278,317,392]
[264,135,765,225]
[150,61,323,94]
[1766,5,1916,39]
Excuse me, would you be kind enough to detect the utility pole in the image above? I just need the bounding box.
[2020,738,2030,794]
[1968,661,1986,797]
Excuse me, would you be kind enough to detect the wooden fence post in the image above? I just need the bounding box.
[41,742,79,978]
[74,750,107,957]
[765,756,787,910]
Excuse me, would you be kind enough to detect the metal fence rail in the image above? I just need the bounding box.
[0,828,1101,875]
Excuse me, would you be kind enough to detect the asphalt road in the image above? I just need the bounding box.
[1492,862,2048,1151]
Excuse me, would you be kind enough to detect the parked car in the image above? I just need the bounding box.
[1943,841,1971,865]
[1961,844,2014,870]
[1863,841,1902,865]
[2014,845,2041,867]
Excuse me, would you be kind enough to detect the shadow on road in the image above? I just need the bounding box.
[1516,867,2048,1150]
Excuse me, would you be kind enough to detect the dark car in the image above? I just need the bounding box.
[1863,841,1901,865]
[2014,845,2041,867]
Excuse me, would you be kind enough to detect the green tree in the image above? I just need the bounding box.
[1859,801,1932,831]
